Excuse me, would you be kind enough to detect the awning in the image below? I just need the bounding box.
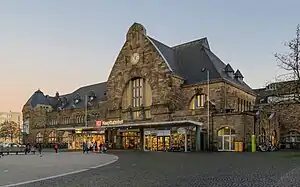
[55,120,203,131]
[102,120,203,129]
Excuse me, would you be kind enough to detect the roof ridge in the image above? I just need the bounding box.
[147,36,172,49]
[73,81,107,92]
[172,37,208,49]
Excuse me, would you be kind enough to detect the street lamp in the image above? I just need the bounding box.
[201,68,210,151]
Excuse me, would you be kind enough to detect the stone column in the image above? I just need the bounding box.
[139,127,145,151]
[196,125,201,152]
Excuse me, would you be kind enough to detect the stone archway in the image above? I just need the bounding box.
[217,127,236,151]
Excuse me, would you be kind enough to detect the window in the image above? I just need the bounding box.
[48,131,57,143]
[190,94,207,109]
[36,132,43,143]
[121,78,152,120]
[282,131,300,143]
[132,78,144,107]
[122,78,152,109]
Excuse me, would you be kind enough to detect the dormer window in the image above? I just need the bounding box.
[73,94,81,104]
[234,69,244,82]
[88,91,96,101]
[224,64,234,78]
[266,84,277,91]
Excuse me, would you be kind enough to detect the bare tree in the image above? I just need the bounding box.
[266,24,300,107]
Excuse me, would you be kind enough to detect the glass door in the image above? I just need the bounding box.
[223,136,230,151]
[164,136,170,151]
[157,136,164,151]
[152,136,157,151]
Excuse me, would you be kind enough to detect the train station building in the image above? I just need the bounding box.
[22,23,257,152]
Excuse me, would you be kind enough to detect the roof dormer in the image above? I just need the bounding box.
[73,94,81,104]
[234,69,244,81]
[224,64,234,78]
[88,91,96,101]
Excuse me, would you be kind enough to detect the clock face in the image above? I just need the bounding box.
[131,53,140,64]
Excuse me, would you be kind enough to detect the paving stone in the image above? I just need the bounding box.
[12,151,300,187]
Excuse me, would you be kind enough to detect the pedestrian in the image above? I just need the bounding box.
[99,143,103,153]
[94,141,98,152]
[82,141,86,154]
[54,143,58,153]
[86,141,89,154]
[38,143,42,157]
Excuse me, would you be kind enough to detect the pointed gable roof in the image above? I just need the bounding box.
[146,35,254,94]
[234,69,244,78]
[26,89,50,108]
[224,64,234,72]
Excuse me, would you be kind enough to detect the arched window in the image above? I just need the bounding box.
[36,132,43,143]
[189,94,207,109]
[122,78,152,108]
[48,131,57,143]
[217,127,236,151]
[122,78,152,120]
[61,131,70,143]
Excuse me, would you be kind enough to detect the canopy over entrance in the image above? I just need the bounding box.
[56,120,203,131]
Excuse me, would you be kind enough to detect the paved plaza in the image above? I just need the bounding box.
[0,152,118,187]
[1,151,300,187]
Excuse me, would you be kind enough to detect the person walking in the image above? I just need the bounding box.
[38,143,43,157]
[82,141,86,154]
[54,143,58,154]
[86,141,89,154]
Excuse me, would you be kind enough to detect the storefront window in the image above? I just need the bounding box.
[48,131,57,143]
[120,132,140,149]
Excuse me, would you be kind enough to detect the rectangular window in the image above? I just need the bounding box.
[237,98,240,111]
[132,79,144,107]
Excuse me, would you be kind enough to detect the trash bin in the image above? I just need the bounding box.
[238,142,244,152]
[234,142,239,152]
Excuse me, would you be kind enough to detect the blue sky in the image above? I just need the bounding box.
[0,0,299,111]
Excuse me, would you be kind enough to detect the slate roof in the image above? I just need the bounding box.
[147,36,254,93]
[26,90,50,108]
[26,27,255,110]
[26,82,107,111]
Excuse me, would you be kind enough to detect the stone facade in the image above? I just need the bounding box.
[255,81,300,148]
[22,23,257,151]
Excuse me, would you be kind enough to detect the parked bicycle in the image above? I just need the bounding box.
[257,141,278,152]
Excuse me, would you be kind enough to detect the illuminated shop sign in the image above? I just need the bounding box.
[82,130,105,134]
[96,121,102,127]
[75,128,82,134]
[101,119,123,126]
[144,130,171,136]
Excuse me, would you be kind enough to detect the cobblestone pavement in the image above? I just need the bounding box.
[0,152,118,187]
[3,151,300,187]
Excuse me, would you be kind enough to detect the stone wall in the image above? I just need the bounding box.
[212,113,255,151]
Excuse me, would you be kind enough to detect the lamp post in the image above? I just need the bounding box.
[84,95,88,127]
[201,68,210,151]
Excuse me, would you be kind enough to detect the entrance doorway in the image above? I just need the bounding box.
[217,127,235,151]
[146,135,170,151]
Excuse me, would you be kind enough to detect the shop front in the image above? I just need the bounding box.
[56,127,105,150]
[102,120,204,152]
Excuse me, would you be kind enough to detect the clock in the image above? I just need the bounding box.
[131,53,140,64]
